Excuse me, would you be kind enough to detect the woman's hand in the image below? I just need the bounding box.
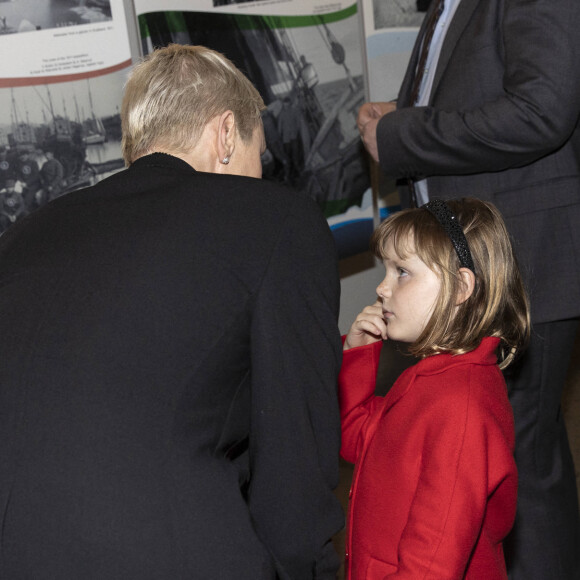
[343,300,387,350]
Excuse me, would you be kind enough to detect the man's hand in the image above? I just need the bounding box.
[357,101,397,163]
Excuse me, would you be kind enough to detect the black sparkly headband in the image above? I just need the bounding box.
[422,198,476,273]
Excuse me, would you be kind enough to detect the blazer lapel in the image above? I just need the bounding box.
[430,0,482,100]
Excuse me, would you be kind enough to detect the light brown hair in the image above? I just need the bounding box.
[121,44,265,165]
[371,198,530,368]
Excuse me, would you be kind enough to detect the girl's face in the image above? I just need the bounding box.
[375,235,442,343]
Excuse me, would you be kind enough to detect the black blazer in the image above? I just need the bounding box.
[0,153,344,579]
[377,0,580,324]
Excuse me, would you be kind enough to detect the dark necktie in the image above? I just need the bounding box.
[407,0,445,207]
[409,0,445,106]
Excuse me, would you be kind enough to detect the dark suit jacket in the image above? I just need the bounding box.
[0,153,344,579]
[377,0,580,324]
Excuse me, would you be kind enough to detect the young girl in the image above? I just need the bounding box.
[340,197,530,579]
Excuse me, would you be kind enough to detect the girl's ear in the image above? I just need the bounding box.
[456,267,475,305]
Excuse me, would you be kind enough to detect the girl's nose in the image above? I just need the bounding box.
[376,277,391,299]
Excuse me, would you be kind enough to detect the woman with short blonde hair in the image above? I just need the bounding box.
[0,43,344,579]
[122,44,265,165]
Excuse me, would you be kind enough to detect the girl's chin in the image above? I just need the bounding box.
[385,330,413,344]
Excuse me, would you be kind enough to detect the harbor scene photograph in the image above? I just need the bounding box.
[0,0,112,34]
[0,67,127,234]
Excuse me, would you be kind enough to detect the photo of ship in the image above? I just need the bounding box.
[0,0,112,35]
[138,7,370,224]
[0,71,126,234]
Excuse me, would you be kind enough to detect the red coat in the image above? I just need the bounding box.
[340,337,517,579]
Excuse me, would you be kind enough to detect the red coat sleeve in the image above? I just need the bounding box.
[338,340,385,465]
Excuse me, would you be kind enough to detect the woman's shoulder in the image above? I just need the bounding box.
[202,171,324,218]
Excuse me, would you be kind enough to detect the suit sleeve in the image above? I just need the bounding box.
[390,368,516,578]
[247,196,344,580]
[377,0,580,179]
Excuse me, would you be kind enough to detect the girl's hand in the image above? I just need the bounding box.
[343,300,387,350]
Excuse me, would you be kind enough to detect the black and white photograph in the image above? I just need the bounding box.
[0,68,127,235]
[373,0,430,29]
[0,0,112,34]
[139,9,371,256]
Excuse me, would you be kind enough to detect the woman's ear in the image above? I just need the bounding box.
[216,110,236,167]
[456,267,475,305]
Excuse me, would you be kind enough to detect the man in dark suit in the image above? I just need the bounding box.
[0,44,344,579]
[357,0,580,578]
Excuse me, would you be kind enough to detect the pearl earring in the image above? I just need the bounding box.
[222,156,230,164]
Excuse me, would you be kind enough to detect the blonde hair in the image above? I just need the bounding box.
[121,44,265,165]
[371,198,530,369]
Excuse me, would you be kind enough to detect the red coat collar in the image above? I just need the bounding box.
[413,336,500,376]
[384,336,501,410]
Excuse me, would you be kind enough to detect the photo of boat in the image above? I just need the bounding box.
[139,8,369,222]
[0,69,126,234]
[0,0,112,34]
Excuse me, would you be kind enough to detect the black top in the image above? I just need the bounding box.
[0,153,344,579]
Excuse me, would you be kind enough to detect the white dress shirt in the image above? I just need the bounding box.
[414,0,462,205]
